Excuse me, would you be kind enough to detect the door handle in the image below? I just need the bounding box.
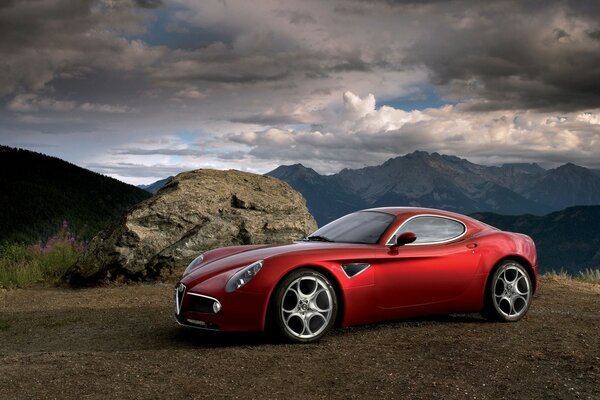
[466,243,478,249]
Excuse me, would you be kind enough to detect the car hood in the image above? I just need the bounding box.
[182,241,374,284]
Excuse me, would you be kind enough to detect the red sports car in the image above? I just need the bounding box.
[175,207,538,343]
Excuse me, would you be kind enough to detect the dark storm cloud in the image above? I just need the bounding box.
[168,71,290,84]
[553,28,570,41]
[3,0,600,111]
[0,0,95,49]
[0,0,159,94]
[327,0,600,111]
[134,0,163,9]
[331,59,372,73]
[402,0,600,111]
[588,30,600,40]
[273,9,316,24]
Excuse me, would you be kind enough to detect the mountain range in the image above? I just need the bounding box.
[267,151,600,226]
[138,176,173,194]
[4,146,600,272]
[472,206,600,274]
[0,145,151,243]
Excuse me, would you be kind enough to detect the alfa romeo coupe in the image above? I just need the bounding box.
[175,207,537,343]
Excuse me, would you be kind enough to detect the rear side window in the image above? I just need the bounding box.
[390,216,466,244]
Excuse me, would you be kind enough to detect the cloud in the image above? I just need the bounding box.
[2,0,600,183]
[87,161,186,177]
[173,87,210,99]
[229,91,600,171]
[3,0,600,112]
[0,0,164,95]
[146,0,600,113]
[7,94,131,113]
[112,147,204,156]
[79,103,132,113]
[402,1,600,111]
[134,0,164,9]
[229,102,331,125]
[273,9,316,25]
[7,94,76,112]
[342,91,376,120]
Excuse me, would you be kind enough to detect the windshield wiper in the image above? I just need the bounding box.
[305,235,334,242]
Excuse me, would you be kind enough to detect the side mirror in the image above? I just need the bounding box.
[392,232,417,248]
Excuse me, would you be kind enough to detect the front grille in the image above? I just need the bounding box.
[175,283,186,315]
[188,294,219,314]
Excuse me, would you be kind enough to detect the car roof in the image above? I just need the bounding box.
[363,206,462,217]
[362,206,491,229]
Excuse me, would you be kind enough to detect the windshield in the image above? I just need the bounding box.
[307,211,396,244]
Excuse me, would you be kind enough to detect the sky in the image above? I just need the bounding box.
[1,0,600,185]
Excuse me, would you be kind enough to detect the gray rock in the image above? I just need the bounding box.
[69,169,317,284]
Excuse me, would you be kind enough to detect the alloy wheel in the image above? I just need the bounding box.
[280,275,334,340]
[492,263,531,320]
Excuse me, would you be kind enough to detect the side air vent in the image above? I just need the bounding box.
[341,263,370,278]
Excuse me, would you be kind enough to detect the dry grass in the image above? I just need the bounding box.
[543,268,600,285]
[543,269,572,280]
[576,268,600,284]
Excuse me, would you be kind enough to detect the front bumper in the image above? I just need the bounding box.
[174,281,268,332]
[175,283,222,330]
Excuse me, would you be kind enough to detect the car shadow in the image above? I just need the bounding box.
[171,312,488,347]
[171,326,274,348]
[329,313,487,336]
[1,306,491,353]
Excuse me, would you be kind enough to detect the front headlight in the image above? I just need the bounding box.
[183,254,204,276]
[225,260,264,293]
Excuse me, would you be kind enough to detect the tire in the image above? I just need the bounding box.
[483,260,533,322]
[273,269,337,343]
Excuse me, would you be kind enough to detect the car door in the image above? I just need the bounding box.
[375,215,481,310]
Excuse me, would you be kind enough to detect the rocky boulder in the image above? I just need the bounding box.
[69,169,317,284]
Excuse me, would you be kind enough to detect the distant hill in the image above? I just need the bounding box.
[267,151,600,226]
[525,164,600,210]
[266,164,368,224]
[138,176,174,194]
[471,206,600,273]
[0,145,151,243]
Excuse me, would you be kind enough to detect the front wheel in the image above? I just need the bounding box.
[483,260,532,322]
[273,269,337,343]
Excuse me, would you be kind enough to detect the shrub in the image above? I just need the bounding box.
[0,221,85,288]
[543,270,571,279]
[576,268,600,284]
[543,268,600,285]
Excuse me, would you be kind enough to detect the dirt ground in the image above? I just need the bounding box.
[0,276,599,400]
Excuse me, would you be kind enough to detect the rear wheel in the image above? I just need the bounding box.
[483,260,532,322]
[273,269,337,343]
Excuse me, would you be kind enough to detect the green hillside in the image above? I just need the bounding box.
[0,145,151,244]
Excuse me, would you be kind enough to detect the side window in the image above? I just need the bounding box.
[392,216,466,244]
